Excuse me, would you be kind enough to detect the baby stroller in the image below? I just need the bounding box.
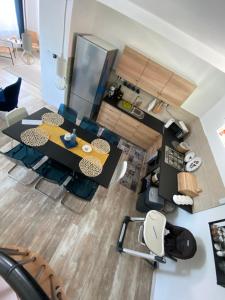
[117,210,197,268]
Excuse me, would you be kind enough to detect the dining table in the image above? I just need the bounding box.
[2,107,122,188]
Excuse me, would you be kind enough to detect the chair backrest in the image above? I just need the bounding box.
[58,103,77,124]
[110,160,128,185]
[80,117,99,135]
[6,107,28,126]
[3,78,22,111]
[22,33,32,51]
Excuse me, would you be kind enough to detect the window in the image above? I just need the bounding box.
[0,0,19,37]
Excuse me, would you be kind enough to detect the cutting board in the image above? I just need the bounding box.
[177,172,202,197]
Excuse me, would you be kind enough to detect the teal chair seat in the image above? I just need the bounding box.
[35,159,71,185]
[65,174,99,201]
[58,103,77,124]
[34,159,72,201]
[5,144,44,168]
[3,143,44,185]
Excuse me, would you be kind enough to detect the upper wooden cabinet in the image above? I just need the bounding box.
[138,59,173,96]
[116,46,196,107]
[159,74,197,107]
[116,46,148,85]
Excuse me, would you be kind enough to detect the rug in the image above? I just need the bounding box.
[4,63,41,88]
[117,139,146,192]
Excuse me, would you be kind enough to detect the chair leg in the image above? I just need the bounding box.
[8,164,39,185]
[34,177,67,201]
[61,193,88,214]
[9,48,14,65]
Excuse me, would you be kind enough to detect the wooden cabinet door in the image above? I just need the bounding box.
[160,74,196,107]
[97,102,121,130]
[116,46,148,85]
[139,59,173,96]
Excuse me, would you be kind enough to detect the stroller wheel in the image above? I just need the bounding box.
[144,259,158,270]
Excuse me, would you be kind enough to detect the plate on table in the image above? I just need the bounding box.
[82,144,92,153]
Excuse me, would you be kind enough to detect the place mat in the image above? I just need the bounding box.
[79,156,103,177]
[38,124,109,165]
[42,112,64,126]
[20,128,49,147]
[91,139,110,154]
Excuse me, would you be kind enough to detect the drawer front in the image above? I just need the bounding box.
[101,102,121,115]
[113,123,134,137]
[97,118,115,131]
[118,112,140,129]
[98,110,119,124]
[136,124,160,139]
[99,110,120,122]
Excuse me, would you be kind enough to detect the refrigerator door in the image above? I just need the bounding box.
[70,92,93,121]
[71,35,107,103]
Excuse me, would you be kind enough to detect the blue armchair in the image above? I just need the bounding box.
[0,77,22,112]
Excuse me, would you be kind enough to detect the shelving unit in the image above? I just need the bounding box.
[209,219,225,288]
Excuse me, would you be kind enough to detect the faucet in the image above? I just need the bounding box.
[133,95,141,107]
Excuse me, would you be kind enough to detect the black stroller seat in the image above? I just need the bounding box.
[165,222,197,261]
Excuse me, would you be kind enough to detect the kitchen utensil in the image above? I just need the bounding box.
[177,172,202,197]
[184,151,195,162]
[152,100,164,114]
[147,98,157,112]
[185,156,202,172]
[82,144,92,153]
[173,195,193,205]
[175,142,190,153]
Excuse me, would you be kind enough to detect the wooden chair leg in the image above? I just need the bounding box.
[9,48,14,65]
[1,245,67,299]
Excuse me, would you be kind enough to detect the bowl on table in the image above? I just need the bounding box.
[82,144,92,153]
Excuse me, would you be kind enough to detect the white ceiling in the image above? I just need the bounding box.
[130,0,225,54]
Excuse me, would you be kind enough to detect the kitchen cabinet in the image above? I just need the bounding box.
[116,46,148,85]
[159,74,196,107]
[97,101,120,131]
[116,46,196,107]
[138,59,173,97]
[97,102,162,150]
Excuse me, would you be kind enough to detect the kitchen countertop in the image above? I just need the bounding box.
[102,98,193,213]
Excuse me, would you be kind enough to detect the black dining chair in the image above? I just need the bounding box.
[0,77,22,112]
[79,116,120,146]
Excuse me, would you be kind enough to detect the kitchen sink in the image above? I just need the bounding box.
[117,100,145,120]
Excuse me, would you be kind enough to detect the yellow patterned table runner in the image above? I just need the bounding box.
[38,124,109,165]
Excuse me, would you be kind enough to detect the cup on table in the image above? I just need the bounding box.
[64,133,71,141]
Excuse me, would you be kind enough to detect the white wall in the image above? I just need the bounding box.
[201,95,225,187]
[92,3,225,117]
[39,0,96,107]
[24,0,39,33]
[39,0,73,107]
[97,0,225,74]
[151,204,225,300]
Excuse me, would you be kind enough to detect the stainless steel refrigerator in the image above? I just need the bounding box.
[69,34,118,120]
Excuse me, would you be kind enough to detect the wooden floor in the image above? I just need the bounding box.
[0,63,153,299]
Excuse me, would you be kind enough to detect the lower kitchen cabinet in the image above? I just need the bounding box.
[97,102,162,150]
